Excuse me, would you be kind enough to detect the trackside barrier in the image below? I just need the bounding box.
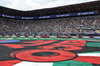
[56,36,61,38]
[65,36,71,38]
[1,35,4,37]
[41,36,49,38]
[25,35,28,37]
[77,36,82,38]
[16,35,19,37]
[33,35,36,38]
[0,35,100,39]
[8,35,11,37]
[89,36,94,38]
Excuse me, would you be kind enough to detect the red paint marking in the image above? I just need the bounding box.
[14,50,76,62]
[64,46,82,51]
[10,51,25,58]
[0,40,89,63]
[65,44,85,47]
[38,40,85,51]
[0,40,57,49]
[39,45,83,51]
[73,56,100,64]
[0,60,22,66]
[63,40,86,44]
[53,43,85,47]
[20,40,57,46]
[23,40,45,43]
[1,44,24,49]
[0,40,6,41]
[51,40,86,47]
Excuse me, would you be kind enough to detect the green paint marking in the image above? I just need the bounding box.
[86,42,100,47]
[0,37,100,40]
[80,51,100,53]
[53,60,92,66]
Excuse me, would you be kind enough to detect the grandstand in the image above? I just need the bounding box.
[0,1,100,36]
[0,16,100,34]
[0,0,100,66]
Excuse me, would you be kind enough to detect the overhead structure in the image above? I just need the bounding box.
[0,1,99,17]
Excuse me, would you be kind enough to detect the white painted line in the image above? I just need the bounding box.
[0,38,6,39]
[31,38,37,39]
[7,38,13,40]
[13,61,53,66]
[78,53,100,57]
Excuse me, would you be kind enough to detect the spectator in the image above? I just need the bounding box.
[0,16,100,34]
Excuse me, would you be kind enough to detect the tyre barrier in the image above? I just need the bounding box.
[56,36,61,38]
[8,35,11,37]
[1,35,4,37]
[41,35,49,38]
[16,35,19,37]
[25,35,28,37]
[89,36,94,38]
[77,36,82,38]
[0,35,99,39]
[66,36,71,38]
[33,35,36,38]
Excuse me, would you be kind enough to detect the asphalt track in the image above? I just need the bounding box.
[0,38,100,66]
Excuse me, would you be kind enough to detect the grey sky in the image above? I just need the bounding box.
[0,0,97,11]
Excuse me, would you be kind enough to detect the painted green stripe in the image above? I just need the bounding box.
[53,60,92,66]
[0,37,100,40]
[86,42,100,47]
[80,51,100,53]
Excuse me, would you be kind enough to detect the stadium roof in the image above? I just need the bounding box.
[0,1,99,17]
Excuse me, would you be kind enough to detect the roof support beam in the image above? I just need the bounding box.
[70,6,76,13]
[66,6,71,13]
[91,2,94,11]
[58,8,66,14]
[82,3,87,12]
[77,5,82,12]
[62,7,70,14]
[97,1,100,10]
[46,9,56,15]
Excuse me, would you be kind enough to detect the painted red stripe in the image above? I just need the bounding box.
[20,40,57,46]
[1,44,24,49]
[73,56,100,64]
[39,45,83,51]
[0,40,57,49]
[0,60,22,66]
[61,40,86,44]
[23,40,45,43]
[14,50,76,62]
[0,40,6,41]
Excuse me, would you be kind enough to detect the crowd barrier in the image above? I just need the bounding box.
[1,32,100,35]
[41,35,49,38]
[0,35,99,39]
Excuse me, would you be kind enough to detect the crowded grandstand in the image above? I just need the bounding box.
[0,1,100,66]
[0,1,99,37]
[0,16,100,34]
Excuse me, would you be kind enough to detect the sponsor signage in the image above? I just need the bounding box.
[0,11,99,19]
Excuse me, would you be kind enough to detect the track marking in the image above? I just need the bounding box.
[13,61,53,66]
[78,53,100,57]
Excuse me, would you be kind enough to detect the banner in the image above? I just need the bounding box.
[0,11,99,19]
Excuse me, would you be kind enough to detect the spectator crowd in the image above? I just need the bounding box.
[0,16,100,34]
